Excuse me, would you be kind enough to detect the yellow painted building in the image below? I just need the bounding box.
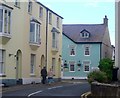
[0,0,63,86]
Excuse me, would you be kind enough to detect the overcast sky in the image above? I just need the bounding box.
[38,0,115,45]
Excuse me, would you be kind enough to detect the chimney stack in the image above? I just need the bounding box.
[103,15,108,26]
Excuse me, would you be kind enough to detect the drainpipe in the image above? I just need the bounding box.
[45,9,48,68]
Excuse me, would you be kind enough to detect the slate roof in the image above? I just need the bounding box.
[63,24,107,43]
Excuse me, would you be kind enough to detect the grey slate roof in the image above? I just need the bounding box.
[63,24,107,43]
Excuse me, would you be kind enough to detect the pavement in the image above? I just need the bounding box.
[1,79,88,93]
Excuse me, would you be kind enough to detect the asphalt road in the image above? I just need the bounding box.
[2,81,91,98]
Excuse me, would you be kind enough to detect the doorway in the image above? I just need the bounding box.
[16,50,22,83]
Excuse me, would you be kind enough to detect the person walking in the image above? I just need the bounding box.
[48,68,54,84]
[41,67,47,84]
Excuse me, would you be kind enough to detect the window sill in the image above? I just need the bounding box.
[69,71,75,72]
[30,74,36,77]
[29,42,41,50]
[0,33,11,44]
[70,55,76,56]
[52,48,59,54]
[52,48,59,52]
[84,71,90,72]
[84,55,90,56]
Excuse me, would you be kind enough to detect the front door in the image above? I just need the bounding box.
[16,50,22,80]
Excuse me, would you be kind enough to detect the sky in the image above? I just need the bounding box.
[38,0,115,45]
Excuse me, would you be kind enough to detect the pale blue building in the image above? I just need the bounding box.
[62,16,112,79]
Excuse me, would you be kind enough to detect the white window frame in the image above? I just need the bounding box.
[0,49,5,76]
[39,6,43,20]
[84,46,90,56]
[69,45,76,56]
[57,17,59,28]
[69,61,75,72]
[52,32,59,49]
[28,0,32,14]
[49,12,52,24]
[30,21,41,45]
[0,6,12,37]
[83,60,91,72]
[30,54,36,75]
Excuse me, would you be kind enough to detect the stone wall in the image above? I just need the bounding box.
[91,82,120,98]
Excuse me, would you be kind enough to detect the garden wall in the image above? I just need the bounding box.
[91,82,120,98]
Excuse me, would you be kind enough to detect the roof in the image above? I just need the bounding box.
[63,24,107,43]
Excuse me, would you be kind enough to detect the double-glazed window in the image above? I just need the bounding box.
[30,54,36,74]
[84,46,90,56]
[0,8,11,35]
[30,21,40,45]
[69,61,75,72]
[83,61,90,72]
[0,50,5,75]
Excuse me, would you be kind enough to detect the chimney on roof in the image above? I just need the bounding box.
[103,15,108,26]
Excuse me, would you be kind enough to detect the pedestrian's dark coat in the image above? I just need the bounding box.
[41,67,47,77]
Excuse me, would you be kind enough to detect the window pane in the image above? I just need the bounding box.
[40,7,43,18]
[28,1,32,13]
[30,23,35,32]
[52,32,56,48]
[70,64,74,71]
[0,9,3,32]
[30,23,35,42]
[8,11,11,34]
[36,24,40,43]
[85,47,90,55]
[49,13,52,24]
[85,65,89,71]
[57,17,59,28]
[4,10,7,33]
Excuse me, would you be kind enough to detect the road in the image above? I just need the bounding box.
[2,81,90,98]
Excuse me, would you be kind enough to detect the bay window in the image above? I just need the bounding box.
[0,6,12,36]
[30,20,41,45]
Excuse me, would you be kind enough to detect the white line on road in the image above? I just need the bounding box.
[28,90,43,97]
[47,86,63,90]
[28,86,63,97]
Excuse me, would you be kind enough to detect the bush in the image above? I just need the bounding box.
[98,58,113,81]
[87,71,108,83]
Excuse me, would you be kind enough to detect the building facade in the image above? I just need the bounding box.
[62,16,112,79]
[0,0,63,86]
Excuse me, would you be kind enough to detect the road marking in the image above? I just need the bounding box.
[28,90,43,97]
[28,86,63,97]
[47,86,63,90]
